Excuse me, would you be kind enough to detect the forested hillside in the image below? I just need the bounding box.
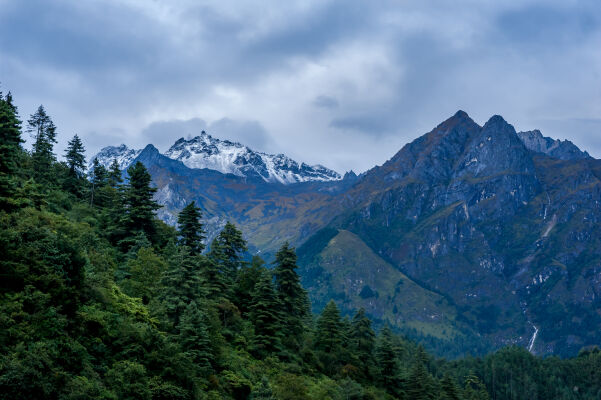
[1,91,601,399]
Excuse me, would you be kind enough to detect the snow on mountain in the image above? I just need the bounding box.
[90,132,341,184]
[164,131,342,184]
[89,144,142,170]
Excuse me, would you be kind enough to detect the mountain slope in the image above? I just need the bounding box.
[296,111,601,356]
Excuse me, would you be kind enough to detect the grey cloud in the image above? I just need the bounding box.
[313,95,339,109]
[141,118,208,151]
[2,0,601,173]
[139,117,271,154]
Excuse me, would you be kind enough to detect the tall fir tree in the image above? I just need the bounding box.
[0,92,23,208]
[121,161,161,246]
[272,242,310,352]
[89,158,107,207]
[27,105,57,185]
[314,300,344,374]
[376,325,401,395]
[107,158,123,187]
[63,134,86,197]
[208,221,247,293]
[349,308,376,380]
[463,374,490,400]
[177,201,205,255]
[160,247,206,327]
[440,373,463,400]
[177,301,214,374]
[249,269,283,358]
[407,345,436,400]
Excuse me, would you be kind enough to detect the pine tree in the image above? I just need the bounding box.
[121,161,161,246]
[463,374,489,400]
[64,134,86,196]
[314,300,344,374]
[249,269,283,358]
[107,158,123,187]
[209,221,247,292]
[89,158,107,207]
[272,242,310,352]
[177,201,205,255]
[407,345,436,400]
[0,92,23,208]
[350,308,376,379]
[160,248,206,327]
[440,373,462,400]
[234,255,266,317]
[376,326,400,394]
[27,105,57,184]
[177,301,213,373]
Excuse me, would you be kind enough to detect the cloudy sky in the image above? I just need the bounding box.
[1,0,600,173]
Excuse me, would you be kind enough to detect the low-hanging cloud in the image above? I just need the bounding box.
[1,0,600,173]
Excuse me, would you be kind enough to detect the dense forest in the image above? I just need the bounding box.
[1,90,600,400]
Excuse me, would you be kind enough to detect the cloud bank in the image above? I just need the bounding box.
[1,0,600,173]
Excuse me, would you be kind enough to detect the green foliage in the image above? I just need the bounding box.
[121,161,161,247]
[177,201,205,255]
[28,105,57,185]
[64,134,87,197]
[249,269,284,358]
[0,93,23,209]
[273,242,310,354]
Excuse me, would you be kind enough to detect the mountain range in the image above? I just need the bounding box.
[91,111,600,358]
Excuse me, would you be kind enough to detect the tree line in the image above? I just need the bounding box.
[1,91,600,399]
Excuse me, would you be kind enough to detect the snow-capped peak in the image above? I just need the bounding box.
[90,144,142,171]
[164,131,341,184]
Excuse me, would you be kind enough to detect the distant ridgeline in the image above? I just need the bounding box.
[2,90,601,399]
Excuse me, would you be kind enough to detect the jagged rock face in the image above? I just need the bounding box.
[298,111,601,357]
[518,129,591,160]
[164,131,341,184]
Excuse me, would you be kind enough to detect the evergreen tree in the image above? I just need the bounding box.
[314,300,344,374]
[63,134,86,196]
[234,255,266,317]
[209,221,247,293]
[160,248,205,327]
[407,345,436,400]
[121,161,161,246]
[272,242,310,352]
[0,93,23,208]
[350,308,376,379]
[107,158,123,187]
[177,301,213,373]
[440,373,463,400]
[249,269,283,358]
[463,374,490,400]
[27,105,57,184]
[376,326,401,394]
[89,158,107,207]
[177,201,205,255]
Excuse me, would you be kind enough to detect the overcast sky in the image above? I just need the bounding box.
[1,0,600,173]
